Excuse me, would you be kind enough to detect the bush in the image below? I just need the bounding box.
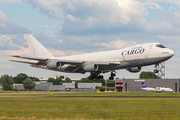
[96,86,115,91]
[13,88,18,91]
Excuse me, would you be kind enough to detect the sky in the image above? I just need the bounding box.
[0,0,180,80]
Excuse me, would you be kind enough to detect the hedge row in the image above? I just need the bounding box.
[96,86,115,91]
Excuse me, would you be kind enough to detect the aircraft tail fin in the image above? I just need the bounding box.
[141,82,148,88]
[24,35,55,58]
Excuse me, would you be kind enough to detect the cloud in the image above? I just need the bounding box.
[98,39,136,49]
[47,49,65,56]
[66,14,80,22]
[145,2,162,9]
[2,47,31,56]
[25,0,150,35]
[0,0,22,5]
[24,0,180,36]
[0,10,31,34]
[138,0,180,5]
[0,35,20,50]
[58,40,63,44]
[0,64,14,69]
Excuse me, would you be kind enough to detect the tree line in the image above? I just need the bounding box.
[0,71,158,91]
[0,74,36,91]
[0,73,72,91]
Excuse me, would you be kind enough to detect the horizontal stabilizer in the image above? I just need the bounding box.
[9,60,38,65]
[11,55,48,61]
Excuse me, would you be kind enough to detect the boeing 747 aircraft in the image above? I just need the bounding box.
[141,82,173,92]
[10,35,174,80]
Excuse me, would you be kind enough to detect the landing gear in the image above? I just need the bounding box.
[109,71,116,80]
[153,62,165,79]
[153,69,159,73]
[154,64,159,73]
[88,72,104,80]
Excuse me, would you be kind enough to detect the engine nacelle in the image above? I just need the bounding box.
[47,61,61,69]
[83,64,99,72]
[127,67,141,73]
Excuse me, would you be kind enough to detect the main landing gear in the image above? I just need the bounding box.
[109,71,116,80]
[88,71,116,80]
[88,72,104,80]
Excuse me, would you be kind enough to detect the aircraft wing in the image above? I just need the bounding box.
[10,55,121,73]
[10,55,121,65]
[10,55,83,65]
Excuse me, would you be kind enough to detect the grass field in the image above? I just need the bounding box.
[0,91,180,97]
[0,92,180,120]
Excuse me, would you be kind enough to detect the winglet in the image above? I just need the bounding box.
[141,82,148,88]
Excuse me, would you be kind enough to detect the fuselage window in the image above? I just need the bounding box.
[156,44,166,48]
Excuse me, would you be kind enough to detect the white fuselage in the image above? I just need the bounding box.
[55,43,173,61]
[142,87,173,92]
[52,43,174,72]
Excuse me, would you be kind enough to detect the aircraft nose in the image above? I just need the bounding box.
[169,49,174,57]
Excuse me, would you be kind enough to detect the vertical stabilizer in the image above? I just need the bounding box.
[24,35,55,58]
[141,82,148,88]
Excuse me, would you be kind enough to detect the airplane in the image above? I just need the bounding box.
[10,35,174,80]
[141,82,173,92]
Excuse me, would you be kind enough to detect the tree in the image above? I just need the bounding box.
[13,73,28,84]
[47,77,55,84]
[0,75,13,91]
[139,71,158,79]
[63,77,72,83]
[23,78,36,91]
[28,76,40,81]
[56,77,63,85]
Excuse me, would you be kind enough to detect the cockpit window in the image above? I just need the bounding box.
[156,44,166,48]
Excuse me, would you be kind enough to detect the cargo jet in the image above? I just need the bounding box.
[10,35,174,80]
[141,82,173,92]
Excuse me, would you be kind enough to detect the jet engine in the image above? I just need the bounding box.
[46,61,61,69]
[127,67,141,73]
[83,64,99,72]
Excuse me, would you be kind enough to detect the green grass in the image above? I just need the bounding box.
[0,91,180,97]
[0,96,180,120]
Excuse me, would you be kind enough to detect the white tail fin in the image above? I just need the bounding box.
[24,35,55,58]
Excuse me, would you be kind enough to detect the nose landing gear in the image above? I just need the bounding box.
[153,62,165,79]
[154,64,159,73]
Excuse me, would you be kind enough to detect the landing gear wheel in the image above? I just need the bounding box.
[97,75,104,79]
[109,71,116,80]
[88,72,104,80]
[154,64,159,73]
[109,77,114,80]
[153,69,159,73]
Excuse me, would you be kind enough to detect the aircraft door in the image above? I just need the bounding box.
[122,54,126,61]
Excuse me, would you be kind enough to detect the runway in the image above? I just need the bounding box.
[0,95,178,98]
[42,96,180,98]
